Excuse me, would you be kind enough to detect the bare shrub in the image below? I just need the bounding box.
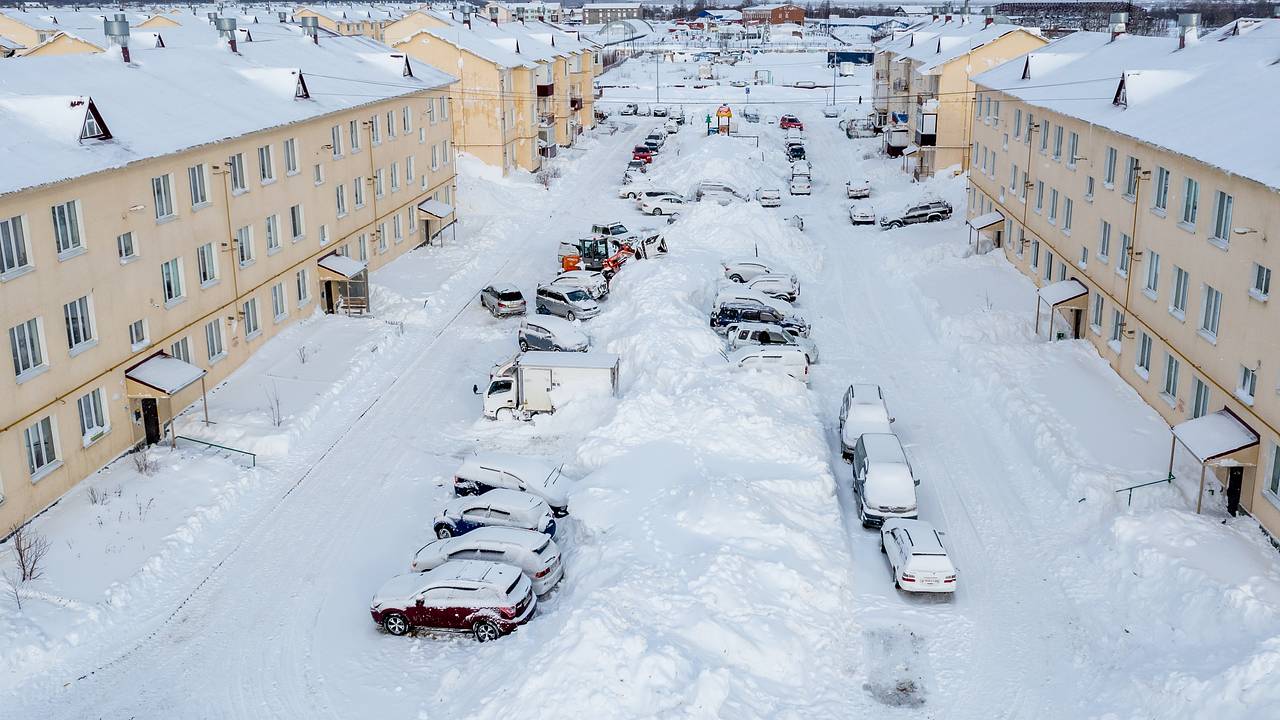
[296,345,311,365]
[87,486,101,505]
[3,572,21,611]
[263,382,283,427]
[131,448,159,476]
[8,523,50,583]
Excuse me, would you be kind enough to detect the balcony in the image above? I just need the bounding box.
[536,82,554,98]
[538,113,555,128]
[570,96,583,111]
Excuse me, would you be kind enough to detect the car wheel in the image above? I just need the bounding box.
[888,221,903,229]
[496,408,515,421]
[473,619,502,643]
[519,340,530,351]
[435,525,453,539]
[651,208,662,215]
[927,214,941,222]
[382,612,411,636]
[566,311,576,322]
[729,274,744,283]
[880,539,887,554]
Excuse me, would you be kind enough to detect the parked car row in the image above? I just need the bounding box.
[714,258,815,383]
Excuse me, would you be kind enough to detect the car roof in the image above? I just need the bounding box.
[452,525,549,549]
[861,432,907,463]
[727,321,784,332]
[850,383,884,402]
[446,488,547,513]
[726,258,770,267]
[489,283,521,294]
[459,451,556,480]
[729,345,807,361]
[884,519,947,554]
[424,559,521,586]
[554,270,604,282]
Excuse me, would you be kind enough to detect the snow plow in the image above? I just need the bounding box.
[558,236,631,276]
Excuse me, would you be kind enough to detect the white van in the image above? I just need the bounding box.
[838,383,894,459]
[452,452,569,516]
[851,433,919,528]
[728,345,810,383]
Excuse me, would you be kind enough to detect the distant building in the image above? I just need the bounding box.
[743,3,804,26]
[583,2,642,25]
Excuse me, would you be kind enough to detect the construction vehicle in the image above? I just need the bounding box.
[558,236,631,276]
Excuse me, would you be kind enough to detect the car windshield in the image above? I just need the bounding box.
[498,291,523,301]
[565,289,590,302]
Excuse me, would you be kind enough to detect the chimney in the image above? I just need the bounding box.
[300,15,319,44]
[277,11,287,23]
[103,15,130,62]
[985,17,994,27]
[1178,13,1200,49]
[931,14,937,21]
[464,15,471,29]
[215,16,238,52]
[944,15,952,23]
[1109,12,1128,41]
[206,11,217,23]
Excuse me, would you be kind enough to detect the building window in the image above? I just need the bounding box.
[1040,121,1049,152]
[1052,125,1063,160]
[1031,237,1040,269]
[284,138,299,175]
[1118,233,1132,277]
[358,234,368,261]
[0,214,31,276]
[314,164,325,186]
[393,214,403,244]
[1067,131,1078,167]
[1085,175,1095,201]
[9,317,45,378]
[1123,156,1139,198]
[349,120,361,152]
[444,141,452,164]
[1267,445,1280,500]
[426,99,436,125]
[406,155,416,184]
[432,145,439,171]
[1063,197,1073,233]
[161,257,184,304]
[1013,108,1022,139]
[331,124,343,158]
[117,231,137,261]
[229,153,247,193]
[23,416,58,478]
[1009,163,1018,192]
[402,105,412,134]
[170,336,191,363]
[378,223,388,252]
[1048,188,1059,224]
[205,318,225,361]
[1079,245,1088,268]
[335,184,347,217]
[1239,365,1258,405]
[1199,285,1222,340]
[353,178,365,208]
[1181,177,1199,226]
[1044,252,1054,281]
[1153,167,1169,211]
[189,165,209,207]
[1171,266,1189,318]
[296,268,311,306]
[1252,263,1272,301]
[63,295,94,351]
[1035,181,1044,213]
[1144,251,1160,295]
[1137,332,1152,377]
[1110,308,1125,346]
[319,225,329,246]
[390,162,400,192]
[1103,147,1117,186]
[51,200,84,256]
[386,110,396,138]
[408,207,417,234]
[197,242,218,286]
[271,282,287,321]
[1162,353,1180,401]
[371,114,382,144]
[243,298,261,339]
[290,205,305,241]
[1192,377,1210,418]
[1210,191,1233,246]
[1091,292,1104,332]
[236,225,254,265]
[128,318,148,350]
[265,215,281,253]
[258,145,275,183]
[1098,221,1111,262]
[151,174,176,220]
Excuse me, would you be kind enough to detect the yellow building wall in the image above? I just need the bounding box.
[23,32,104,57]
[0,15,41,50]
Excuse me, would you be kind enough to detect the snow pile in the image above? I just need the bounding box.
[640,133,789,196]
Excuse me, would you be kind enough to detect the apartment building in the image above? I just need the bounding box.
[742,4,805,26]
[0,24,458,532]
[293,5,408,42]
[483,2,565,23]
[388,12,598,174]
[966,17,1280,537]
[583,3,642,25]
[871,15,1044,176]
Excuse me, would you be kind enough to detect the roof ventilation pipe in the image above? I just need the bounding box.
[215,17,238,53]
[301,15,319,44]
[103,16,130,62]
[1178,13,1200,49]
[1109,12,1128,42]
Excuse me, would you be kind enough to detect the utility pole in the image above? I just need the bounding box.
[655,52,660,105]
[832,59,837,107]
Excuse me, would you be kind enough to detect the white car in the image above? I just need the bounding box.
[411,526,565,595]
[452,452,570,516]
[693,180,748,204]
[756,188,782,207]
[722,258,777,282]
[745,272,800,302]
[846,180,871,199]
[712,284,796,316]
[838,383,894,459]
[551,270,609,301]
[664,119,679,133]
[640,196,686,216]
[822,106,839,118]
[881,519,958,594]
[728,345,810,383]
[618,186,678,201]
[432,489,557,539]
[788,176,811,196]
[791,160,812,177]
[849,205,876,225]
[730,79,748,88]
[724,321,819,363]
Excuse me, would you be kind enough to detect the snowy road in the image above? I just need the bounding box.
[8,54,1280,719]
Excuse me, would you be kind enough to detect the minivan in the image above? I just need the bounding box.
[839,384,894,459]
[851,433,919,528]
[519,316,588,353]
[452,452,570,516]
[728,345,810,383]
[535,284,600,321]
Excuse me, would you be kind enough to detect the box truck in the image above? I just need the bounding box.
[482,351,620,419]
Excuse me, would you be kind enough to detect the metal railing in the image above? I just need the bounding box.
[1115,475,1173,506]
[175,435,257,467]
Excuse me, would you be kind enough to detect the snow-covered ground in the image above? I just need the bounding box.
[2,52,1279,718]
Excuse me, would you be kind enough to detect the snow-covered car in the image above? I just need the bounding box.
[728,344,810,383]
[652,106,668,117]
[712,285,795,316]
[640,195,686,216]
[644,132,665,149]
[551,269,610,301]
[788,176,811,196]
[756,188,782,207]
[822,106,839,118]
[370,560,535,640]
[722,258,777,282]
[881,519,958,594]
[693,180,748,203]
[452,452,570,516]
[519,316,589,353]
[724,321,818,363]
[838,383,894,459]
[779,114,804,130]
[786,144,807,162]
[535,284,600,321]
[794,80,817,89]
[880,200,953,229]
[730,79,748,88]
[632,146,654,163]
[664,119,679,133]
[851,433,919,528]
[849,205,876,225]
[791,160,811,177]
[479,284,526,318]
[742,108,761,123]
[618,186,677,202]
[433,489,557,539]
[846,180,872,199]
[712,302,810,338]
[746,273,800,302]
[625,159,647,175]
[411,527,565,595]
[620,103,638,116]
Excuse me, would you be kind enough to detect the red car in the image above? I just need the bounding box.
[370,560,536,641]
[779,115,804,130]
[632,146,654,163]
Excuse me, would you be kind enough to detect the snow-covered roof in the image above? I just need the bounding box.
[1173,410,1259,463]
[967,210,1004,230]
[125,353,206,395]
[400,23,535,68]
[861,432,907,464]
[0,35,455,198]
[0,35,24,50]
[518,351,619,370]
[745,3,802,11]
[318,253,368,279]
[1038,279,1088,307]
[460,451,556,480]
[418,198,455,217]
[972,21,1280,192]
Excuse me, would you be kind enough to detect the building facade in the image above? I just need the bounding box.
[967,20,1280,538]
[583,3,642,25]
[743,4,805,26]
[0,31,457,532]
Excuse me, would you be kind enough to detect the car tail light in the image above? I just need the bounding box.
[452,475,462,486]
[498,606,516,619]
[901,573,916,583]
[944,575,957,583]
[534,566,552,578]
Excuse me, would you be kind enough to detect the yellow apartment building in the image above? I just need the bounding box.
[966,17,1280,539]
[0,24,458,532]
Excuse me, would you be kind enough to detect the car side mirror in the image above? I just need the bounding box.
[415,595,426,607]
[914,478,921,486]
[889,416,896,423]
[472,384,480,395]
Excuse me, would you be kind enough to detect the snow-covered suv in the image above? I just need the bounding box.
[433,489,557,539]
[879,200,953,229]
[370,560,535,640]
[411,527,565,595]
